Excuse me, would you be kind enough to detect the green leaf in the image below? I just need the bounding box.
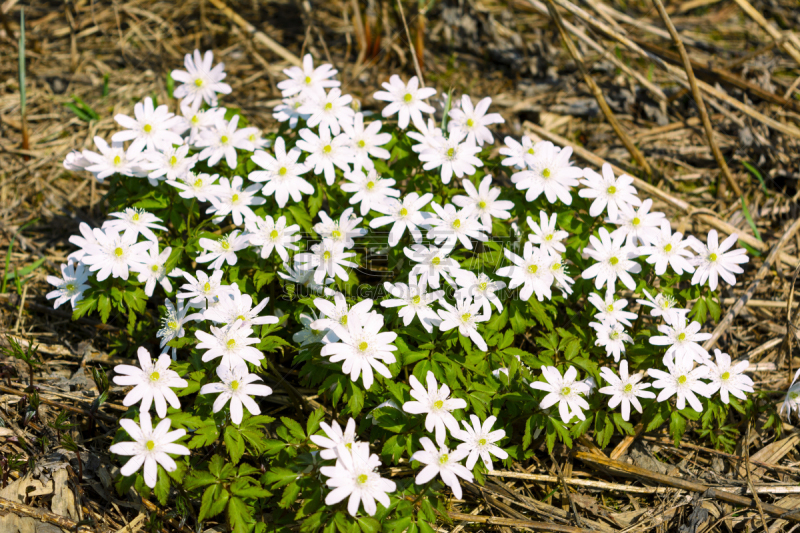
[264,467,298,488]
[184,471,217,491]
[306,408,326,437]
[281,416,307,441]
[227,496,254,533]
[72,296,97,320]
[280,481,301,509]
[288,204,314,234]
[153,467,170,505]
[224,425,245,464]
[740,196,762,242]
[670,411,686,447]
[230,477,270,499]
[199,485,229,521]
[741,160,768,194]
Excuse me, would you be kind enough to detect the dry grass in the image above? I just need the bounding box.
[2,0,800,531]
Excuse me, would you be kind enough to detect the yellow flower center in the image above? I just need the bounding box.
[466,118,474,127]
[113,155,122,166]
[607,185,617,194]
[792,392,800,400]
[168,320,178,330]
[345,442,352,450]
[479,282,488,291]
[623,384,633,393]
[220,135,229,144]
[357,474,368,484]
[609,256,619,265]
[221,241,230,250]
[237,315,246,322]
[479,200,487,209]
[399,208,408,216]
[66,283,76,291]
[227,339,236,348]
[151,264,159,272]
[678,333,686,341]
[332,230,342,238]
[367,181,375,190]
[412,295,421,304]
[195,78,203,87]
[132,213,140,221]
[149,371,160,381]
[231,380,240,390]
[431,257,441,266]
[433,400,444,409]
[447,148,455,158]
[439,454,449,465]
[479,438,487,446]
[403,93,413,103]
[527,148,535,155]
[357,140,366,148]
[191,115,199,124]
[304,76,312,84]
[203,282,211,292]
[721,371,730,380]
[143,124,152,133]
[461,313,471,322]
[606,304,614,312]
[561,387,571,396]
[146,440,155,451]
[358,341,368,351]
[323,251,331,260]
[452,219,461,229]
[340,315,348,326]
[677,375,687,384]
[632,217,641,226]
[270,229,279,239]
[527,264,538,274]
[664,243,672,252]
[232,194,239,202]
[545,234,553,241]
[709,253,718,262]
[114,247,124,257]
[542,168,551,178]
[194,178,203,188]
[610,331,620,340]
[279,167,288,176]
[323,144,332,154]
[324,102,333,111]
[170,156,178,166]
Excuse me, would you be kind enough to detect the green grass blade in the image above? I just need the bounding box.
[741,161,767,194]
[740,196,762,242]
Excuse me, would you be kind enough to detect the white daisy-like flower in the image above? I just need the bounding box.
[453,415,508,471]
[579,163,641,221]
[588,291,637,326]
[381,279,443,333]
[402,371,467,445]
[298,87,354,136]
[342,113,392,171]
[113,347,187,418]
[178,102,227,145]
[195,115,256,169]
[81,137,145,181]
[277,54,340,97]
[437,293,489,352]
[112,97,183,153]
[782,368,800,421]
[294,238,357,284]
[453,270,506,317]
[140,144,197,185]
[68,223,101,263]
[581,227,642,291]
[496,242,554,302]
[419,128,483,184]
[589,320,632,362]
[650,356,712,412]
[311,292,374,342]
[530,366,590,423]
[197,230,250,270]
[167,171,219,202]
[403,243,461,290]
[447,95,504,146]
[46,261,90,310]
[310,418,358,460]
[702,349,753,404]
[426,203,487,251]
[369,193,434,247]
[109,412,189,488]
[63,150,91,172]
[687,230,748,291]
[598,360,654,421]
[171,49,232,107]
[549,256,574,296]
[156,299,198,356]
[320,443,396,518]
[293,310,329,346]
[411,437,473,500]
[319,313,397,390]
[451,175,514,231]
[206,175,266,226]
[176,269,233,309]
[340,169,401,216]
[80,227,150,282]
[609,199,665,246]
[296,127,353,186]
[196,320,264,368]
[526,211,568,258]
[200,362,272,425]
[204,292,278,328]
[130,243,173,297]
[637,289,683,322]
[650,312,711,364]
[373,75,436,129]
[103,208,166,243]
[314,207,367,249]
[279,263,335,297]
[272,94,310,129]
[511,142,581,205]
[638,221,695,276]
[249,137,313,208]
[245,215,301,262]
[407,117,443,154]
[499,135,543,169]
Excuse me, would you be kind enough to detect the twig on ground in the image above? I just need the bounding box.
[0,384,118,423]
[550,452,584,528]
[651,0,741,197]
[731,0,800,65]
[395,0,424,87]
[447,511,597,533]
[487,470,667,494]
[744,421,769,532]
[610,422,644,460]
[0,496,89,531]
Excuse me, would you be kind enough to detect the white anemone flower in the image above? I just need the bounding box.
[321,443,396,518]
[277,54,340,97]
[402,371,467,445]
[369,193,434,247]
[197,230,250,270]
[249,137,313,208]
[526,211,568,258]
[403,243,461,290]
[179,103,227,145]
[589,320,632,362]
[411,437,473,500]
[109,412,189,488]
[381,279,443,333]
[447,95,504,146]
[687,230,748,291]
[195,115,256,169]
[453,415,508,471]
[530,366,590,423]
[167,171,219,202]
[112,97,183,153]
[46,261,90,310]
[199,362,272,424]
[103,208,167,243]
[425,203,487,251]
[272,94,311,129]
[176,269,234,309]
[451,175,514,232]
[511,142,581,205]
[782,368,800,421]
[279,263,335,297]
[140,144,197,184]
[294,238,357,284]
[638,221,695,276]
[296,127,353,186]
[156,299,198,357]
[453,270,506,317]
[609,199,665,246]
[294,310,329,346]
[171,49,232,107]
[587,291,637,326]
[195,320,265,368]
[340,169,401,216]
[437,294,489,352]
[203,292,278,328]
[598,361,655,421]
[314,208,367,249]
[82,137,146,181]
[650,313,712,364]
[342,113,392,171]
[112,347,187,418]
[499,135,543,169]
[581,227,641,291]
[206,175,266,226]
[311,292,374,342]
[637,289,682,322]
[419,128,483,184]
[298,87,354,136]
[310,418,358,460]
[579,163,641,221]
[246,215,302,262]
[81,227,150,282]
[130,243,173,297]
[702,349,753,404]
[496,242,554,302]
[650,356,712,412]
[373,75,436,129]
